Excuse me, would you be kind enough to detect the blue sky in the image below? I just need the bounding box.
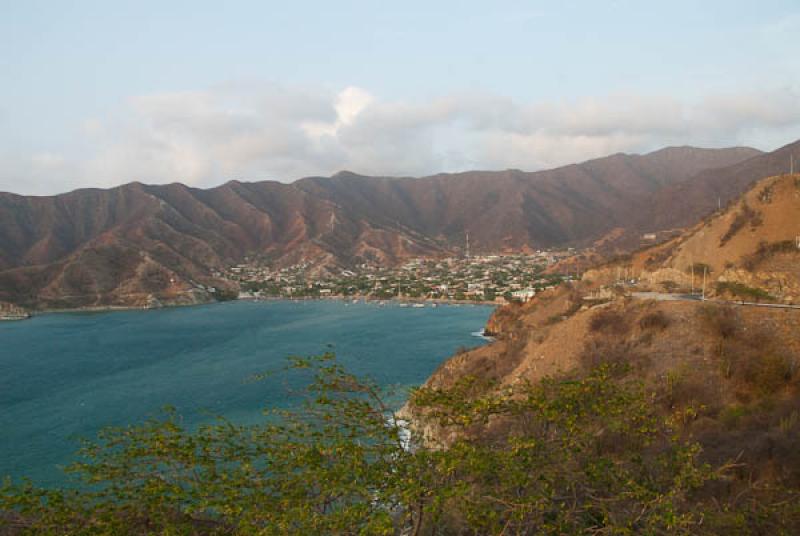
[2,0,799,194]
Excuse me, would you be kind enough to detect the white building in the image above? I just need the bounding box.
[511,288,536,302]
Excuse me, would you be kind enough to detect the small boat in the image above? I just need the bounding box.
[412,303,425,308]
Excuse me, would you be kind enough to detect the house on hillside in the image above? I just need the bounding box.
[512,288,536,302]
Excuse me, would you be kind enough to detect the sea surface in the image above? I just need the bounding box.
[0,299,492,486]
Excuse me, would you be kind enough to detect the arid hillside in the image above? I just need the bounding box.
[296,146,762,252]
[588,172,800,303]
[412,281,800,503]
[634,140,800,231]
[412,169,800,506]
[0,145,768,310]
[0,181,444,309]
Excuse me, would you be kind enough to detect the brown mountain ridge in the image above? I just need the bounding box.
[2,142,791,310]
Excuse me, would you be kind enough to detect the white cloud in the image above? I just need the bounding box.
[2,83,800,195]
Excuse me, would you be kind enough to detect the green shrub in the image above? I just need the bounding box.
[715,282,775,302]
[3,355,800,534]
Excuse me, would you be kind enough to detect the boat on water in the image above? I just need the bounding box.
[412,303,425,308]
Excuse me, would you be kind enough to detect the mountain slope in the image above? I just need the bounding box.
[0,145,769,309]
[592,172,800,303]
[407,168,800,501]
[0,181,446,309]
[296,146,761,251]
[634,139,800,231]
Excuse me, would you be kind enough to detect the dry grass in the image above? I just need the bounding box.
[720,203,762,246]
[639,310,671,330]
[699,304,741,339]
[588,308,630,335]
[742,239,798,271]
[579,338,647,372]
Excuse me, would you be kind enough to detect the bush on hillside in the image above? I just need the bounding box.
[589,308,630,335]
[699,304,741,339]
[639,310,671,331]
[715,281,775,302]
[758,184,775,203]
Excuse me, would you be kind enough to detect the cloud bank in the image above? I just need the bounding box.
[3,84,800,195]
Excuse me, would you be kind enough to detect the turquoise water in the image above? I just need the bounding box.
[0,300,492,486]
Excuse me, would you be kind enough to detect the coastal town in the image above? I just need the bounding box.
[219,250,578,304]
[0,302,30,321]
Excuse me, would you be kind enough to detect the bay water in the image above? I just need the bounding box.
[0,300,492,486]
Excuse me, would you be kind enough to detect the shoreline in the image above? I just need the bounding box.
[8,295,500,320]
[237,295,502,307]
[7,299,220,319]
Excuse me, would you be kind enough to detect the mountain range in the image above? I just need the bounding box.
[1,140,798,310]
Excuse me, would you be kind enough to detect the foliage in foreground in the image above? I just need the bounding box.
[2,354,799,535]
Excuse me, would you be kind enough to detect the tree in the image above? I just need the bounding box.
[2,356,799,534]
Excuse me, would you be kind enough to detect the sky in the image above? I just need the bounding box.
[1,0,800,195]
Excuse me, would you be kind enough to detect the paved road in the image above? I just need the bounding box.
[630,291,800,310]
[630,292,699,302]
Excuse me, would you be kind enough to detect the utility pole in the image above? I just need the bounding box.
[691,262,695,296]
[465,231,470,259]
[701,266,707,302]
